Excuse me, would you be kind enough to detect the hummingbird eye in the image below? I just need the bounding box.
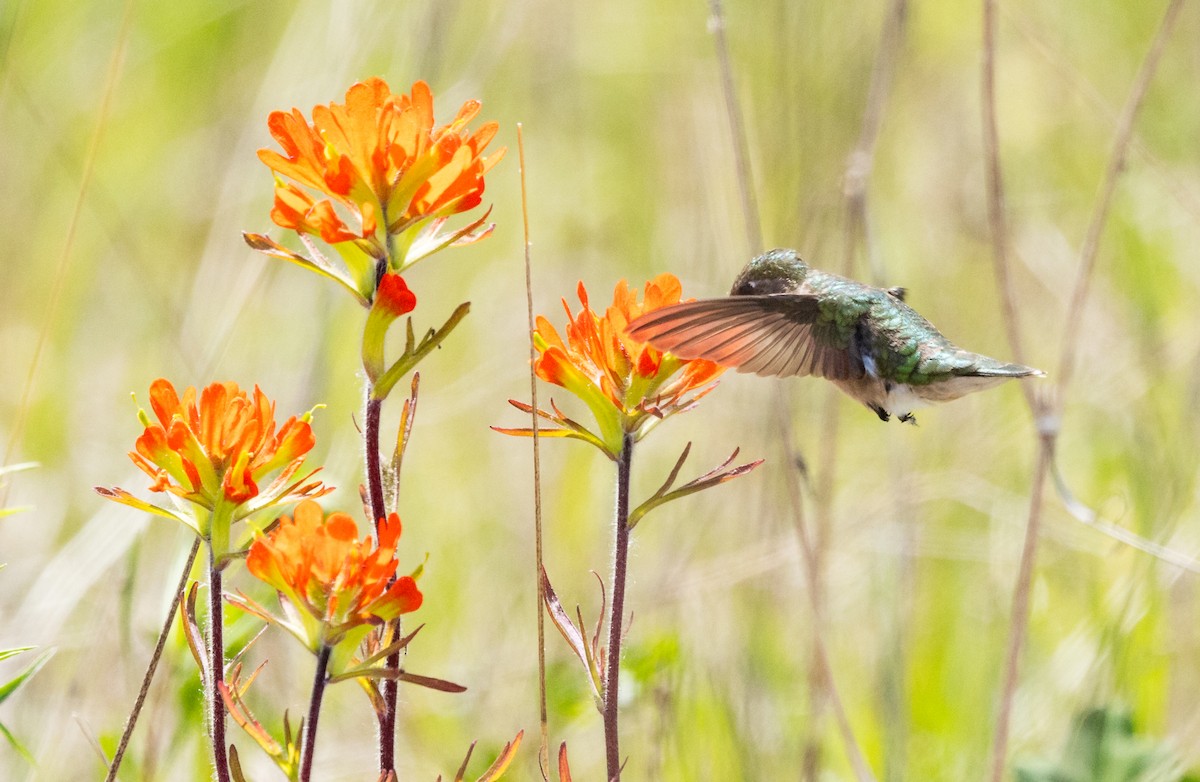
[732,276,788,296]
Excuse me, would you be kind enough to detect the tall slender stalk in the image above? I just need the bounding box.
[299,644,333,782]
[364,390,400,775]
[706,0,762,255]
[982,2,1184,779]
[207,547,230,782]
[986,436,1052,782]
[1,0,134,503]
[104,539,201,782]
[776,389,877,782]
[516,123,551,775]
[603,432,635,780]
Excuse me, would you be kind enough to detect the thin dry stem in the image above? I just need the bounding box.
[706,0,763,255]
[777,389,878,782]
[809,2,908,777]
[1005,7,1200,226]
[981,0,1035,404]
[517,123,552,779]
[843,0,909,284]
[104,538,201,782]
[1,0,135,502]
[705,1,905,778]
[982,2,1185,779]
[1055,0,1186,395]
[803,390,839,782]
[986,438,1052,782]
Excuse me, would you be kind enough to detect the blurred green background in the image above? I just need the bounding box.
[2,0,1199,779]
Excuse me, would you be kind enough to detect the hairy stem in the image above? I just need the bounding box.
[365,394,388,531]
[208,547,230,782]
[299,644,332,782]
[603,432,635,780]
[365,391,399,775]
[105,538,201,782]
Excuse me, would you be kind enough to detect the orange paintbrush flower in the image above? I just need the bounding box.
[97,379,329,550]
[498,274,725,457]
[245,77,505,305]
[243,500,422,653]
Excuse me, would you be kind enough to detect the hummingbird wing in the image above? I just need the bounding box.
[626,295,866,380]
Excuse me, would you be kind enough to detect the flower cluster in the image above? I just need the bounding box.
[242,500,422,654]
[97,379,328,547]
[245,77,504,305]
[499,274,724,457]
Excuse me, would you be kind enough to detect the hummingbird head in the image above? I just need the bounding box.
[730,248,810,296]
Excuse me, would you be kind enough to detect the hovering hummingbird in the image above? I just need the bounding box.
[626,248,1043,424]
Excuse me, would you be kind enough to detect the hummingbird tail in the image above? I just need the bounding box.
[971,361,1045,378]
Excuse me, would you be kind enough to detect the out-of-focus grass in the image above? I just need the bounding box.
[1,0,1199,779]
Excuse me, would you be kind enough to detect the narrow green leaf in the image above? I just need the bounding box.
[0,462,38,478]
[0,648,53,704]
[0,721,35,765]
[0,647,34,664]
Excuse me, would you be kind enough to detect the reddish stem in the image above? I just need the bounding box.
[603,432,634,779]
[208,548,230,782]
[299,644,332,782]
[364,392,399,775]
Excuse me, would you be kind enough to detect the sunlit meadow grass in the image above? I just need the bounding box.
[2,1,1200,780]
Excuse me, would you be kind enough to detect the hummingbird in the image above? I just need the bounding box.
[626,248,1043,424]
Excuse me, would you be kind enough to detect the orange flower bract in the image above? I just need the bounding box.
[98,379,330,552]
[246,501,422,649]
[503,274,725,456]
[128,379,321,507]
[249,77,504,302]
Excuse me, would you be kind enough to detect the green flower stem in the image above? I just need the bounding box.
[372,302,471,401]
[207,545,231,782]
[299,643,332,782]
[603,431,635,779]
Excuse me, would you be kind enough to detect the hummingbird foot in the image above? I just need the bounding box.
[872,405,891,422]
[898,412,918,426]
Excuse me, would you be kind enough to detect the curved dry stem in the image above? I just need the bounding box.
[1,0,136,501]
[1055,0,1186,395]
[983,2,1185,780]
[104,538,201,782]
